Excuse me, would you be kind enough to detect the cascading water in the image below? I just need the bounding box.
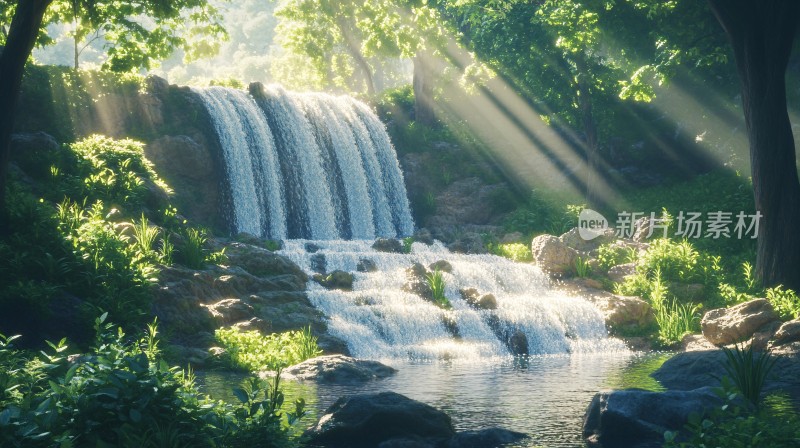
[280,240,628,360]
[194,83,625,361]
[193,84,414,240]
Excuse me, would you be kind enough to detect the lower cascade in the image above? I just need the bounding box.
[280,240,628,360]
[192,84,415,240]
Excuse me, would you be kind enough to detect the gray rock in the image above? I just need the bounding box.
[413,228,435,245]
[701,298,780,346]
[530,234,578,275]
[279,355,396,384]
[311,253,327,274]
[305,243,321,253]
[508,330,529,356]
[560,227,615,253]
[447,232,487,254]
[607,263,636,283]
[772,319,800,347]
[586,294,655,335]
[373,238,404,253]
[446,428,527,448]
[583,387,722,447]
[402,263,433,301]
[313,270,355,291]
[429,260,453,273]
[357,258,378,272]
[303,392,455,448]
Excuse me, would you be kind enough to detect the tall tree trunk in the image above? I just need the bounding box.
[575,58,600,209]
[709,0,800,291]
[74,34,79,70]
[0,0,53,234]
[413,51,435,126]
[334,16,375,96]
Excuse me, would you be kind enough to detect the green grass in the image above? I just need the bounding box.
[488,242,533,262]
[425,269,451,309]
[213,326,323,372]
[574,256,592,278]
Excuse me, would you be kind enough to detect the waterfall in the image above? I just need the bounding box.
[280,240,628,360]
[193,84,414,240]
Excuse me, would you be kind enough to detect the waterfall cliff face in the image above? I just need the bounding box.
[192,84,414,240]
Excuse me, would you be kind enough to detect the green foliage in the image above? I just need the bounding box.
[175,228,225,269]
[665,381,800,448]
[503,190,583,238]
[214,327,322,372]
[596,243,638,272]
[402,237,415,254]
[766,286,800,321]
[0,316,303,448]
[1,134,225,344]
[488,243,533,262]
[426,269,451,309]
[722,344,777,407]
[45,0,227,72]
[574,256,591,278]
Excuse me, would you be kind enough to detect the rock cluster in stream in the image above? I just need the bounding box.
[151,238,349,362]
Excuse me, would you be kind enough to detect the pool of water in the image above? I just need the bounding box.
[197,352,672,448]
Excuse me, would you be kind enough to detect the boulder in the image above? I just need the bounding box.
[583,387,722,447]
[313,270,355,291]
[447,232,487,254]
[559,227,615,253]
[356,258,378,273]
[373,238,404,253]
[701,298,780,346]
[311,253,327,274]
[305,243,321,253]
[446,428,527,448]
[460,288,498,311]
[681,334,716,352]
[607,263,636,283]
[530,234,578,274]
[304,392,456,448]
[402,263,433,301]
[413,228,435,245]
[429,260,453,273]
[507,330,529,356]
[585,294,655,335]
[277,355,396,384]
[771,319,800,347]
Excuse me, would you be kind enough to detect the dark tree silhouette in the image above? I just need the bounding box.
[708,0,800,290]
[0,0,53,233]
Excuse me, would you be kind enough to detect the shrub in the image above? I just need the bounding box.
[0,315,305,448]
[426,269,451,309]
[488,243,533,262]
[596,243,638,272]
[766,286,800,321]
[214,327,322,372]
[574,256,592,278]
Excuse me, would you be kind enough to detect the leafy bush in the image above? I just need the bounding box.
[665,381,800,448]
[0,316,305,448]
[766,286,800,321]
[488,242,533,262]
[214,327,322,372]
[426,269,451,309]
[596,242,638,272]
[502,190,583,238]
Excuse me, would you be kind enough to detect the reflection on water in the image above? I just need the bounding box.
[196,352,672,448]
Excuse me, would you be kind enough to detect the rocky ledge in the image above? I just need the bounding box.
[266,355,397,384]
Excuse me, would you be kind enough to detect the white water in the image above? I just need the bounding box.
[193,85,414,239]
[280,240,628,360]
